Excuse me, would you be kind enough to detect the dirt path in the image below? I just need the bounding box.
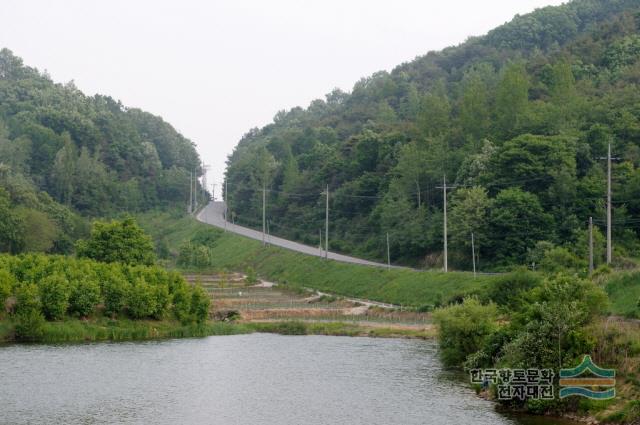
[184,273,431,328]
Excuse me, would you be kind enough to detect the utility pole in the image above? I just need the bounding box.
[325,185,329,260]
[262,184,266,247]
[267,220,271,246]
[192,168,197,212]
[224,179,228,232]
[319,229,323,256]
[386,232,391,271]
[598,142,619,264]
[201,162,206,203]
[589,216,594,275]
[436,175,456,272]
[443,176,448,272]
[471,232,477,278]
[606,142,612,265]
[188,171,193,214]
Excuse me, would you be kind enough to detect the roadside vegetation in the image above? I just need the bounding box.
[140,210,640,317]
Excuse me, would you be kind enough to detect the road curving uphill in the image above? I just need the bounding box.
[197,202,393,268]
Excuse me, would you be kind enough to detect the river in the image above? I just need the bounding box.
[0,334,577,424]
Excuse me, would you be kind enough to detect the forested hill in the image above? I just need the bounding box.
[0,48,203,254]
[225,0,640,270]
[0,48,202,217]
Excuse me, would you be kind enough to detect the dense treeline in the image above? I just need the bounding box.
[0,253,210,341]
[0,48,204,254]
[225,0,640,269]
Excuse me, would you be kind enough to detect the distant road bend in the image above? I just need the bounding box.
[197,202,389,268]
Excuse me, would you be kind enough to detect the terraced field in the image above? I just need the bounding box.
[184,273,433,328]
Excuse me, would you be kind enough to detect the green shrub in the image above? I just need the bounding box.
[167,271,187,293]
[68,277,101,317]
[190,285,210,323]
[14,282,41,314]
[13,282,45,340]
[128,278,157,319]
[177,242,194,266]
[433,297,498,367]
[539,246,586,274]
[245,267,258,284]
[0,253,202,325]
[500,274,607,371]
[0,269,14,309]
[486,269,541,310]
[152,283,171,319]
[172,285,192,323]
[177,242,211,268]
[190,228,221,246]
[102,274,130,317]
[75,217,155,266]
[14,308,45,341]
[39,274,70,320]
[156,237,170,260]
[193,246,211,268]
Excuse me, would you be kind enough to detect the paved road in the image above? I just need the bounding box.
[197,202,390,268]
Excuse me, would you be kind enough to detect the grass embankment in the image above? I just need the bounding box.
[0,318,432,344]
[603,271,640,318]
[248,320,434,338]
[140,210,640,317]
[139,210,498,308]
[0,317,248,344]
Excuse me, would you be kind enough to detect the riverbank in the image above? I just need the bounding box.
[0,318,435,344]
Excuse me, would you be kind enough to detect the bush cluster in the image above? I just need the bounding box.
[0,253,210,340]
[433,273,609,413]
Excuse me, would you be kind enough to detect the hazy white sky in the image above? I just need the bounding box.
[2,0,565,193]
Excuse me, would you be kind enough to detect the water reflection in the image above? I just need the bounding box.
[0,335,576,425]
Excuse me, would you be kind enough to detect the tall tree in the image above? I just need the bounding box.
[459,66,493,145]
[52,133,77,206]
[449,187,491,263]
[488,188,552,263]
[418,82,451,137]
[495,63,530,139]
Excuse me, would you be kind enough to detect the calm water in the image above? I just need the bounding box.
[0,334,576,425]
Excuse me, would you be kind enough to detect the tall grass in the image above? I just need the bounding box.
[0,318,253,344]
[604,271,640,318]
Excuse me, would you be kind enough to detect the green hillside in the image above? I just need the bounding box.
[225,0,640,270]
[0,49,204,253]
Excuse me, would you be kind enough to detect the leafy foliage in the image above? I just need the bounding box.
[0,49,204,258]
[0,48,203,216]
[76,217,155,265]
[433,298,498,367]
[435,272,609,414]
[0,253,209,323]
[225,1,640,270]
[39,274,70,320]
